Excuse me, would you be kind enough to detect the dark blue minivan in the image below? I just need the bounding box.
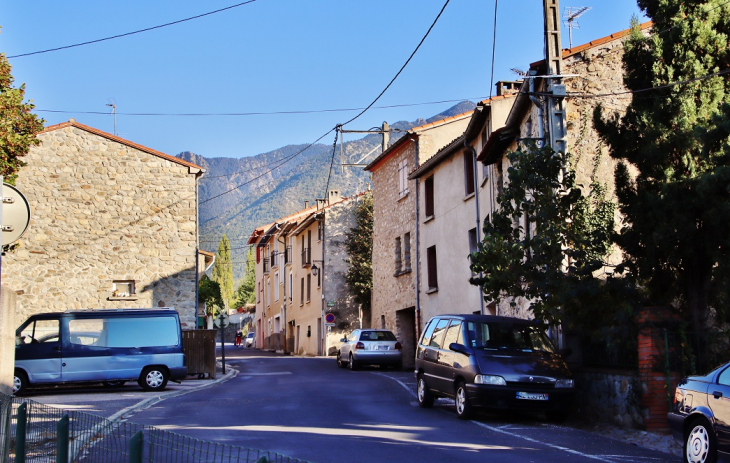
[14,308,187,395]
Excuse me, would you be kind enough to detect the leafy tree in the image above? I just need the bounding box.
[212,235,234,310]
[0,46,45,185]
[594,5,730,332]
[344,192,373,319]
[198,274,224,317]
[234,247,256,307]
[468,144,625,333]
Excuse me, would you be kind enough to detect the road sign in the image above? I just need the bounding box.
[327,301,335,307]
[325,313,335,324]
[2,183,31,246]
[324,323,336,327]
[213,312,230,328]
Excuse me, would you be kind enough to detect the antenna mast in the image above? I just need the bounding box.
[106,100,117,136]
[563,6,591,49]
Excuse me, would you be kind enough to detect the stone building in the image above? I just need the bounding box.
[248,190,363,356]
[2,120,204,329]
[365,112,473,367]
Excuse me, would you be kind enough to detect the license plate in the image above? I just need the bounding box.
[516,392,549,401]
[377,345,390,350]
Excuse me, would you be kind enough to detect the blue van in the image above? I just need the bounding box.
[14,308,187,395]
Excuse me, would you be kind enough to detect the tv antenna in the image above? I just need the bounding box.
[563,7,591,49]
[106,99,117,136]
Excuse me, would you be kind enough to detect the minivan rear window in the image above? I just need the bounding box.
[70,316,179,348]
[428,319,450,348]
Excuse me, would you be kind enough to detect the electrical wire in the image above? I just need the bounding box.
[340,0,451,128]
[488,0,499,100]
[323,127,340,199]
[7,0,259,59]
[34,97,487,118]
[199,127,335,205]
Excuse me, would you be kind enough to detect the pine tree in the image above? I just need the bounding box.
[0,47,45,184]
[344,192,373,319]
[595,3,730,332]
[212,235,234,311]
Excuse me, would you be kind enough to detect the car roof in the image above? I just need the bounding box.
[429,314,541,325]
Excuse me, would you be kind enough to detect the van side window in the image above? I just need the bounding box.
[443,321,463,350]
[70,316,179,348]
[69,319,104,346]
[429,319,450,348]
[419,320,436,346]
[19,320,59,344]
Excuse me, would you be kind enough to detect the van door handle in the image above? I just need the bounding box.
[713,391,723,399]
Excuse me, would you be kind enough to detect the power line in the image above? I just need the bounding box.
[340,0,451,128]
[324,127,340,198]
[34,97,486,118]
[8,0,259,59]
[199,127,335,205]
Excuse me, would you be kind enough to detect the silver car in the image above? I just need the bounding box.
[337,329,402,370]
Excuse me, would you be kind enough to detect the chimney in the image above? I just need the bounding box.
[304,200,309,209]
[328,190,341,205]
[495,80,523,97]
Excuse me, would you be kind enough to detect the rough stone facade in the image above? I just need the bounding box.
[2,122,203,329]
[574,369,643,429]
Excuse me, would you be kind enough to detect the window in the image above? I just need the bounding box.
[317,221,323,241]
[404,233,411,272]
[398,159,409,198]
[428,318,450,348]
[112,280,135,298]
[419,319,437,346]
[424,176,434,218]
[394,237,402,274]
[289,272,293,301]
[464,150,475,196]
[306,274,311,303]
[443,321,464,349]
[69,316,179,348]
[300,278,305,305]
[719,366,730,386]
[427,246,438,290]
[274,272,280,301]
[469,228,478,255]
[18,319,59,344]
[266,278,271,306]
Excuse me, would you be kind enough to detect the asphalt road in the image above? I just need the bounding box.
[27,347,677,463]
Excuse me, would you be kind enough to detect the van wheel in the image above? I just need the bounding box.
[455,381,474,420]
[138,367,169,391]
[417,374,434,408]
[13,370,28,396]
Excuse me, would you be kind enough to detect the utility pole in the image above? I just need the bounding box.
[106,101,117,136]
[543,0,567,155]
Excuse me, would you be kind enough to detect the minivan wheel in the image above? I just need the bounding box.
[455,382,474,420]
[13,370,28,396]
[684,418,716,463]
[417,375,434,408]
[138,367,169,391]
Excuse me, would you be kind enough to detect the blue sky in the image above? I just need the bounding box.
[2,1,647,159]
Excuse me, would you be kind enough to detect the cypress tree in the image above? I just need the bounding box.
[212,235,235,311]
[595,2,730,332]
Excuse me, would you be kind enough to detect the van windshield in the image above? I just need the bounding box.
[465,322,555,353]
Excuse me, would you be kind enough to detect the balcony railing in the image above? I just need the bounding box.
[284,246,292,265]
[301,248,311,267]
[263,258,270,273]
[270,251,278,268]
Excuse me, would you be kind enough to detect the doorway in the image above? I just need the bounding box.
[395,307,416,369]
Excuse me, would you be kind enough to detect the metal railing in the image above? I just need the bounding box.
[263,258,270,274]
[0,393,309,463]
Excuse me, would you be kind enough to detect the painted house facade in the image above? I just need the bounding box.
[248,190,363,356]
[2,120,204,329]
[365,112,473,367]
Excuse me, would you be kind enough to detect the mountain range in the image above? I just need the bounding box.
[177,100,477,279]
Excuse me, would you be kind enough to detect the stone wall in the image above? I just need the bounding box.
[2,124,200,328]
[574,369,644,429]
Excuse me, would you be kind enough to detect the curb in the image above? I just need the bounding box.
[109,367,238,421]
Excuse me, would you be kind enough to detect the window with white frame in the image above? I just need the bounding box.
[112,280,135,298]
[398,159,409,198]
[274,271,280,301]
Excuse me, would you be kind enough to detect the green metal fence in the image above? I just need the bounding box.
[0,394,309,463]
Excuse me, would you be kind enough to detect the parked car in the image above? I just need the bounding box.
[337,329,402,370]
[244,332,255,348]
[14,308,187,395]
[415,314,574,421]
[668,361,730,463]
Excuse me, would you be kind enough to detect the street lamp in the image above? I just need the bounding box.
[311,260,323,276]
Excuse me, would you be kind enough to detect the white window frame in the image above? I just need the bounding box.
[398,159,409,198]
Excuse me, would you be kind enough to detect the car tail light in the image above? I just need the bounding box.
[356,342,365,350]
[395,342,402,350]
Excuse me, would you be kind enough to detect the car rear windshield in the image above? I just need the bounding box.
[360,331,396,341]
[465,322,555,353]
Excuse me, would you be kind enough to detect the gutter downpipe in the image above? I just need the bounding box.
[194,170,201,329]
[465,142,485,316]
[278,235,288,353]
[411,135,422,339]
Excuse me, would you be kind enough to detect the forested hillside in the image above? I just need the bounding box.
[179,100,476,278]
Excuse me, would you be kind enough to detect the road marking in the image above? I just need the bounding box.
[377,372,637,463]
